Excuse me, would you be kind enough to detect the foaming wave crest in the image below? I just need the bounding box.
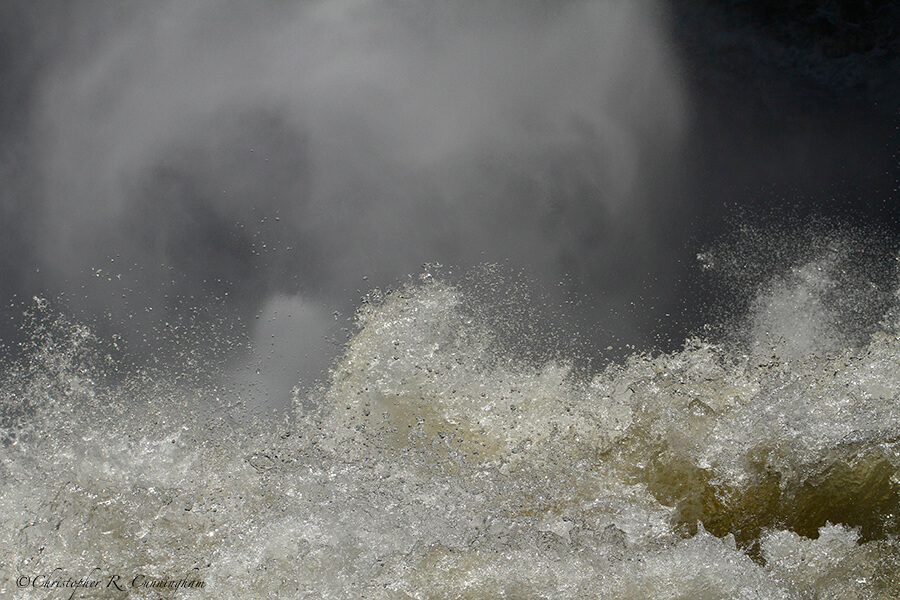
[3,251,900,599]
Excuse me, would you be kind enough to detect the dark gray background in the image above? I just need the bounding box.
[1,1,897,407]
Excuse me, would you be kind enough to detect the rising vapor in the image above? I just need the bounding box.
[7,0,687,407]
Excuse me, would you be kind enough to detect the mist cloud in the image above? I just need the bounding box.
[15,0,688,401]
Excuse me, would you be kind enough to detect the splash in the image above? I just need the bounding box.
[2,247,900,599]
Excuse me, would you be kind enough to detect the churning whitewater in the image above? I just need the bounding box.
[2,249,900,599]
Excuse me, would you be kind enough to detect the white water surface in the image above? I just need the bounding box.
[2,252,899,599]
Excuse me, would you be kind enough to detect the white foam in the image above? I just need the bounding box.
[2,269,899,598]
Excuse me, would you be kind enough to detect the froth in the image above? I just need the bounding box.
[2,261,900,598]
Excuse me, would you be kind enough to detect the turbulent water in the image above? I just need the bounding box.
[2,248,900,599]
